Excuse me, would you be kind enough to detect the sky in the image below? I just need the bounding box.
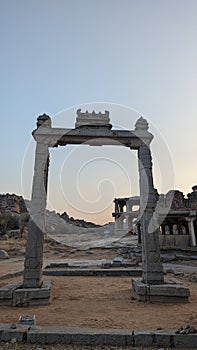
[0,0,197,224]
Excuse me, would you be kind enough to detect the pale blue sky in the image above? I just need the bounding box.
[0,0,197,223]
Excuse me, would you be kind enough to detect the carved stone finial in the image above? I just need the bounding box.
[135,117,149,131]
[36,114,52,128]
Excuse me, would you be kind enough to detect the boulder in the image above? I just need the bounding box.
[0,249,9,259]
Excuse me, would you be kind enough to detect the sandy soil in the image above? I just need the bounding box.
[0,273,196,331]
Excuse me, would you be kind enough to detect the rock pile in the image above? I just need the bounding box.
[175,325,197,334]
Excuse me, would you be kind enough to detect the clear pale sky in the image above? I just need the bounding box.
[0,0,197,224]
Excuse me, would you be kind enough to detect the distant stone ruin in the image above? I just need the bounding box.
[112,186,197,249]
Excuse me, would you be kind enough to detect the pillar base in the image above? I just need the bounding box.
[132,278,190,303]
[0,280,51,306]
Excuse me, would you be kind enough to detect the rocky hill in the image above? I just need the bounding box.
[0,194,103,233]
[0,194,114,251]
[60,211,101,228]
[0,193,27,215]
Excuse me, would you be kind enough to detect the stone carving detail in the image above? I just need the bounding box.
[75,109,110,128]
[188,185,197,210]
[135,117,149,130]
[36,114,52,129]
[138,143,164,285]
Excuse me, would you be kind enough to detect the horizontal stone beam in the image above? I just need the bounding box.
[32,126,153,148]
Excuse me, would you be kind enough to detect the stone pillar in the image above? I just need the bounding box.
[115,214,124,230]
[138,143,164,284]
[125,201,133,232]
[125,214,133,232]
[186,217,196,247]
[23,117,51,288]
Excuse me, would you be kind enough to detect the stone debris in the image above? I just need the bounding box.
[0,249,9,259]
[181,273,197,283]
[175,325,197,334]
[10,337,17,343]
[10,323,17,329]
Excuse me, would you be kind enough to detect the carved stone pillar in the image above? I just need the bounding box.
[186,216,196,247]
[138,143,164,284]
[23,116,51,288]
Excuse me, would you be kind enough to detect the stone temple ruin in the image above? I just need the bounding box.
[0,110,190,305]
[113,187,197,249]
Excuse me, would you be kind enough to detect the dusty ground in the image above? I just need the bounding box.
[0,236,197,332]
[0,274,197,331]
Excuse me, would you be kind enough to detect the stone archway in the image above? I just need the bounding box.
[0,110,189,305]
[23,110,163,304]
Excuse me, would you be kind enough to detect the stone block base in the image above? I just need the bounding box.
[132,278,190,303]
[0,280,51,306]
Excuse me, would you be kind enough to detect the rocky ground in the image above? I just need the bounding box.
[0,345,193,350]
[0,236,197,350]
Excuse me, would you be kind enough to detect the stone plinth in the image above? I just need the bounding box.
[0,280,51,306]
[132,278,190,303]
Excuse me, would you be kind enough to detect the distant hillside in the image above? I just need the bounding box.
[0,194,115,249]
[25,199,106,236]
[59,211,101,228]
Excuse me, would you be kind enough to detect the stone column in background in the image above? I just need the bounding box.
[186,215,196,247]
[115,214,124,230]
[125,200,133,232]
